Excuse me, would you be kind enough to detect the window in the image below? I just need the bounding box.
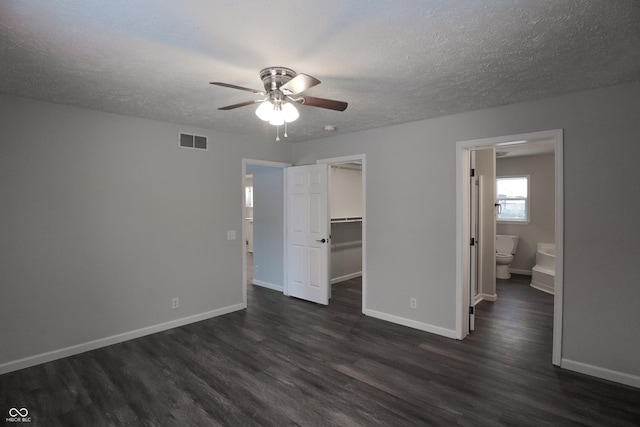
[496,176,529,222]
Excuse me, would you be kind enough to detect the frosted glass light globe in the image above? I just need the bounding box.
[255,101,273,121]
[268,110,285,126]
[282,102,299,123]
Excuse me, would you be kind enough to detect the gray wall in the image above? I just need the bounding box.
[0,94,290,366]
[247,165,285,288]
[3,81,640,383]
[293,82,640,379]
[497,153,555,272]
[330,165,363,218]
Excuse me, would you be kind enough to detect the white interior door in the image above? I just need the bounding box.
[286,164,330,305]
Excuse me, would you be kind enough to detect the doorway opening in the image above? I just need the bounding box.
[242,159,290,308]
[242,156,366,312]
[456,130,564,365]
[317,155,367,313]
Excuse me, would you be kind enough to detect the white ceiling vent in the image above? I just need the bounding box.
[179,132,208,150]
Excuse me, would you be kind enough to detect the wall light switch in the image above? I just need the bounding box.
[227,230,236,240]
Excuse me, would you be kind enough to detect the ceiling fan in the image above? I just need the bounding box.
[210,67,348,140]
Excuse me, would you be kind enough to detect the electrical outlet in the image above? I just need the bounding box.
[172,297,179,309]
[410,297,417,309]
[227,230,236,240]
[255,265,259,272]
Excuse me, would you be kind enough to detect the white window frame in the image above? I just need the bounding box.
[496,175,530,224]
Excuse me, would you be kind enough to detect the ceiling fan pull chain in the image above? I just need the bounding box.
[276,125,280,142]
[284,121,288,138]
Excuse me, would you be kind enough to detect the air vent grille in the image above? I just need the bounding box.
[179,132,208,150]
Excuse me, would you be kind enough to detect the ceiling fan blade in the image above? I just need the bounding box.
[218,99,262,110]
[210,82,265,95]
[299,95,348,111]
[280,73,321,95]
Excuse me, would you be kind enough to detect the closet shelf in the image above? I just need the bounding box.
[331,216,363,223]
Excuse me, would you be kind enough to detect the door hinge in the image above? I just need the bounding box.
[469,306,475,315]
[470,237,476,246]
[470,168,475,177]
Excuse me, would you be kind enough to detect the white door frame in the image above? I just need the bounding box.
[316,154,367,313]
[455,129,564,366]
[241,158,291,307]
[469,151,479,330]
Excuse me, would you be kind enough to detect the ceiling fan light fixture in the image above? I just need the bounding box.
[282,102,299,123]
[255,100,273,121]
[213,66,347,138]
[269,110,285,126]
[256,100,299,125]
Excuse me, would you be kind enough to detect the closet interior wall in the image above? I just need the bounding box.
[330,163,363,284]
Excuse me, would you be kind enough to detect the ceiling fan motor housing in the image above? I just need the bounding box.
[260,67,297,92]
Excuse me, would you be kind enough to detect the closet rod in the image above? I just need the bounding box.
[331,216,363,223]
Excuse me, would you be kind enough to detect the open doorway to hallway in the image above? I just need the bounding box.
[242,159,290,307]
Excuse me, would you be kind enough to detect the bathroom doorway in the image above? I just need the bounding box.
[495,145,557,293]
[456,129,564,365]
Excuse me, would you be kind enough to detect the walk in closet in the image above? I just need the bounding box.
[330,163,363,283]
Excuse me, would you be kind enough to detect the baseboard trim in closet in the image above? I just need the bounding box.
[331,272,362,284]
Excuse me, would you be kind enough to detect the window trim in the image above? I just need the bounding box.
[496,175,530,224]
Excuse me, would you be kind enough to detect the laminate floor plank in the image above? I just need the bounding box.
[2,275,640,426]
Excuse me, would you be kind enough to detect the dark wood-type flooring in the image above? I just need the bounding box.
[2,274,639,426]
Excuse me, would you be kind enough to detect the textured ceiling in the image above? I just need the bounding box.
[1,1,639,142]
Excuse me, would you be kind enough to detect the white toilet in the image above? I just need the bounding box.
[496,235,519,279]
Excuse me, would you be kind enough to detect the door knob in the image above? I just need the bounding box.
[316,238,327,243]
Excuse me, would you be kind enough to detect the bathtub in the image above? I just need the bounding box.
[531,243,555,294]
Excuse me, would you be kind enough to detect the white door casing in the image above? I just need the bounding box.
[286,164,330,305]
[469,154,478,331]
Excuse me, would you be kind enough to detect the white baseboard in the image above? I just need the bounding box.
[474,293,497,304]
[252,280,283,292]
[0,303,246,375]
[363,308,457,339]
[561,358,640,389]
[530,282,554,295]
[331,271,362,284]
[509,268,532,276]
